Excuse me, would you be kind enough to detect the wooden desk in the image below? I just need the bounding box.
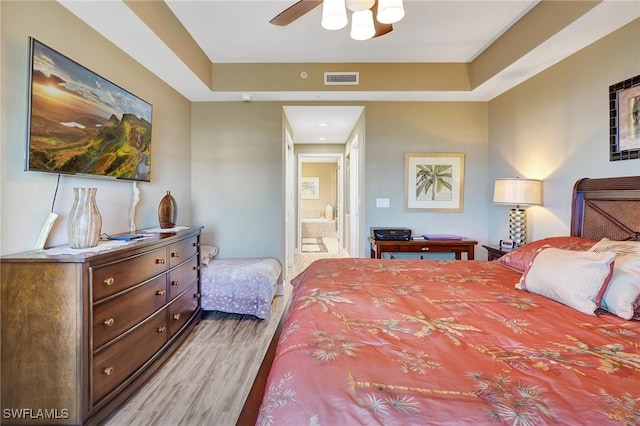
[369,237,477,260]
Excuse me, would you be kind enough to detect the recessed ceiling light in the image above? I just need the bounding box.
[318,122,328,127]
[319,137,327,141]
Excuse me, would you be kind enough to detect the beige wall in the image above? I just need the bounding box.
[0,1,192,254]
[192,101,489,260]
[365,102,490,248]
[488,18,640,242]
[190,102,284,259]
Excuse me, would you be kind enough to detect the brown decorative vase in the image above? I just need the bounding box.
[68,187,102,248]
[158,190,177,229]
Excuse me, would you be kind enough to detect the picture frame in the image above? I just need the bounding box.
[609,74,640,161]
[404,152,465,212]
[301,176,320,199]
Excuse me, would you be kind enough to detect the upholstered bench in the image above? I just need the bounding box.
[200,257,282,320]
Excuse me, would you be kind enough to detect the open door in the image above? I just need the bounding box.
[284,128,295,271]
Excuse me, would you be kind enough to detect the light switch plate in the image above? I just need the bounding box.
[376,198,390,208]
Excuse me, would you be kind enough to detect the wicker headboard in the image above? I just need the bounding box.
[571,176,640,241]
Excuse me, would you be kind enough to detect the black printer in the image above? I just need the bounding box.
[370,227,412,241]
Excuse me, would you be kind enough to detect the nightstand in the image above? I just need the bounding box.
[482,244,512,261]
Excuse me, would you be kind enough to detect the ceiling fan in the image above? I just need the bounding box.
[270,0,401,40]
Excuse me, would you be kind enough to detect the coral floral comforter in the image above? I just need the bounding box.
[257,258,640,425]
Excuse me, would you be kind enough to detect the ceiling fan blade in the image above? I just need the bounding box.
[270,0,323,26]
[372,0,393,38]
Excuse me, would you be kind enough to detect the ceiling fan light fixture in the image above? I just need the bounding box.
[346,0,375,12]
[376,0,405,24]
[350,9,376,40]
[321,0,348,30]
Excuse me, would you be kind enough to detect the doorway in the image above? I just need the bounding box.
[298,154,343,255]
[282,106,366,275]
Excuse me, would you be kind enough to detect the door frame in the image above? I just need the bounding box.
[297,153,344,255]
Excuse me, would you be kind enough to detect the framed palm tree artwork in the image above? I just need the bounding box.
[404,152,465,212]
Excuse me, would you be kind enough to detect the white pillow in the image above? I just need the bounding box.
[200,245,219,265]
[516,247,616,316]
[589,238,640,320]
[589,238,640,257]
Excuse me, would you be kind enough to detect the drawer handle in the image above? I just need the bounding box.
[155,258,165,265]
[171,252,180,258]
[156,290,166,296]
[171,280,180,286]
[103,318,115,327]
[194,293,201,299]
[421,247,430,251]
[103,277,115,286]
[173,313,181,320]
[158,326,166,333]
[103,367,114,376]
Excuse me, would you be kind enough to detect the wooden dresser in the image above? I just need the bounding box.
[0,227,202,425]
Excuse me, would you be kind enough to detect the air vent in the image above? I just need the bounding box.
[324,72,359,85]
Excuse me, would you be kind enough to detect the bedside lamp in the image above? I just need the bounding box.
[493,178,542,246]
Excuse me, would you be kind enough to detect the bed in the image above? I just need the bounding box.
[200,257,282,319]
[240,176,640,425]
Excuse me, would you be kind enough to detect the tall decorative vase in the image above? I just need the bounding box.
[325,204,334,220]
[158,190,177,229]
[68,187,102,249]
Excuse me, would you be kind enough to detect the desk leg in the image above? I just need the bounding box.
[467,249,474,260]
[455,252,462,260]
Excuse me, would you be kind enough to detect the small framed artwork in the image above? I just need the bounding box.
[301,177,320,199]
[609,74,640,161]
[404,152,465,212]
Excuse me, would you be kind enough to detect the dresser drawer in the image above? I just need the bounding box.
[169,236,198,268]
[91,249,168,301]
[168,255,198,301]
[169,282,199,338]
[93,275,168,349]
[92,309,167,404]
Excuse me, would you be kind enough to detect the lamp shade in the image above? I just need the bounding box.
[493,178,542,206]
[346,0,375,11]
[350,9,376,40]
[322,0,348,30]
[376,0,405,24]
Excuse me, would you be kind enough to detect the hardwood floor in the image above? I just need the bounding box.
[102,252,345,426]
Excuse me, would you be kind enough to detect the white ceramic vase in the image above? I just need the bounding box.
[68,187,102,248]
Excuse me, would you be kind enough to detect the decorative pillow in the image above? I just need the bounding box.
[588,238,640,320]
[200,245,219,266]
[496,236,597,273]
[516,247,616,316]
[589,238,640,257]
